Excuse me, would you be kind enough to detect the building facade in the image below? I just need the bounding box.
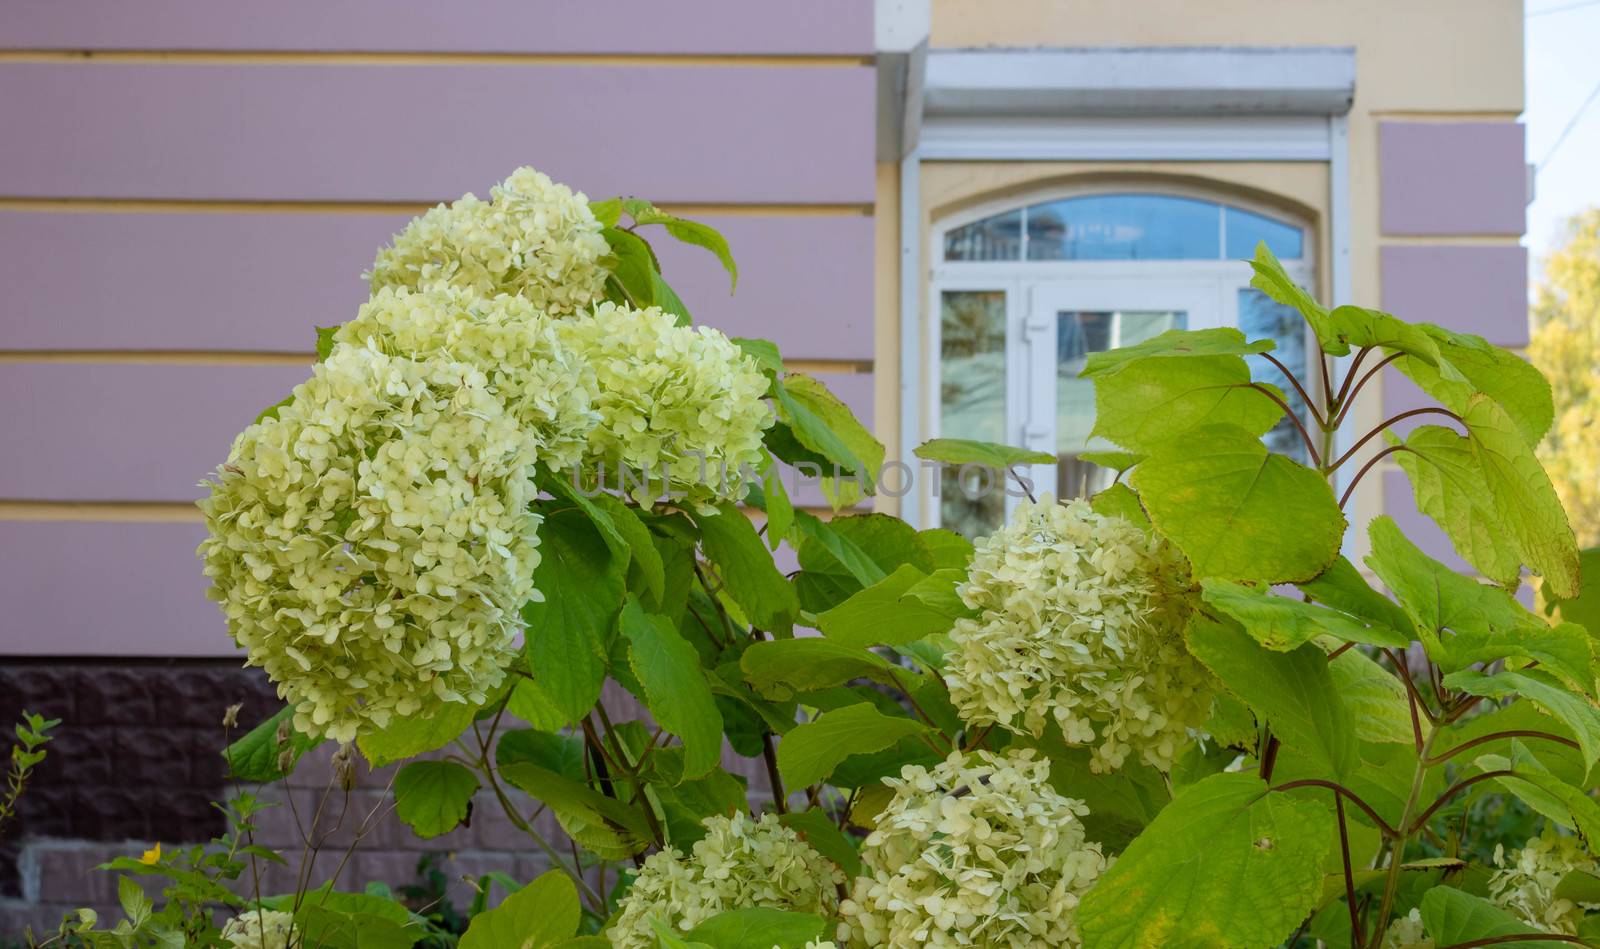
[0,0,1529,931]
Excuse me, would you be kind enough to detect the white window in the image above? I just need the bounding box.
[929,187,1316,539]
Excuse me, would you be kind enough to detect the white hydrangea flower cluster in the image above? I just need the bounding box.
[199,345,539,742]
[1379,908,1434,949]
[1489,828,1600,935]
[944,497,1213,773]
[220,909,297,949]
[609,812,843,949]
[558,303,773,510]
[837,749,1110,948]
[334,284,599,471]
[368,166,609,315]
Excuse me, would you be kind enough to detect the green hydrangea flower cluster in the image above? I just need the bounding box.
[837,749,1110,948]
[608,812,843,949]
[1489,828,1600,935]
[1379,908,1432,949]
[368,166,610,315]
[945,496,1215,772]
[199,345,540,742]
[219,909,296,949]
[558,302,773,512]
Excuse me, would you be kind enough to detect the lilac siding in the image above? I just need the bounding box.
[0,211,876,359]
[1380,245,1529,347]
[0,64,876,204]
[0,520,224,656]
[0,364,874,504]
[1382,470,1472,573]
[1,1,874,55]
[1379,123,1527,236]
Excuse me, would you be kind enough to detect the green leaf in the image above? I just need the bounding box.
[789,511,893,596]
[222,705,323,781]
[1087,482,1148,528]
[1394,394,1579,596]
[741,637,904,700]
[758,453,794,550]
[912,438,1053,468]
[592,492,666,604]
[1077,771,1333,949]
[601,226,657,307]
[1091,354,1284,453]
[778,808,863,878]
[777,703,930,789]
[1249,243,1341,354]
[1132,424,1345,583]
[683,908,826,948]
[521,508,625,723]
[315,325,339,361]
[1329,649,1415,745]
[1080,449,1145,471]
[501,762,652,860]
[1477,742,1600,843]
[652,920,712,949]
[358,699,480,768]
[1324,305,1443,365]
[815,564,957,648]
[1187,614,1356,779]
[695,502,798,632]
[619,597,724,779]
[772,374,881,491]
[651,270,692,326]
[732,337,784,378]
[1418,886,1554,948]
[1539,547,1600,634]
[917,528,974,570]
[1081,327,1276,376]
[1396,323,1555,446]
[460,870,581,949]
[495,729,586,782]
[652,761,747,845]
[1200,578,1409,650]
[118,876,152,929]
[588,197,622,228]
[624,201,738,291]
[393,761,478,839]
[1443,668,1600,771]
[1297,556,1418,634]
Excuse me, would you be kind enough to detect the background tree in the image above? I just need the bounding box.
[1531,208,1600,547]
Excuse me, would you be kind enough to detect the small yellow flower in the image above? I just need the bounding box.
[138,843,161,865]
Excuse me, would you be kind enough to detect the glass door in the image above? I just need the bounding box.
[1019,280,1225,507]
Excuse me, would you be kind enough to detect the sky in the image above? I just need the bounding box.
[1524,0,1600,272]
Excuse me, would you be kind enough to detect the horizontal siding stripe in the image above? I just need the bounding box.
[1379,122,1527,237]
[0,501,203,522]
[1380,245,1529,347]
[0,63,876,203]
[0,364,876,503]
[0,211,875,359]
[2,1,874,56]
[0,353,875,373]
[0,50,872,67]
[0,198,873,216]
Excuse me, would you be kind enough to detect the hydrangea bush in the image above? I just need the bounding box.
[42,165,1600,949]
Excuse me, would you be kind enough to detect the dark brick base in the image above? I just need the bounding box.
[0,660,279,899]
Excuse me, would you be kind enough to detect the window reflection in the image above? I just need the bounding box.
[1238,289,1313,462]
[1225,206,1304,260]
[944,209,1023,261]
[940,290,1007,539]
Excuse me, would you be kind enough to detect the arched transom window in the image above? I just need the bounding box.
[930,190,1315,538]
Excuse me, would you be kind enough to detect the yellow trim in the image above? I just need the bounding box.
[0,49,873,68]
[1369,111,1522,122]
[0,197,874,217]
[0,501,203,523]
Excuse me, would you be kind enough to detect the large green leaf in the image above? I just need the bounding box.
[740,637,902,700]
[1396,323,1555,446]
[601,226,657,308]
[358,697,481,768]
[1395,394,1579,597]
[500,762,652,860]
[1132,424,1345,583]
[1187,614,1356,779]
[393,760,479,839]
[1329,649,1414,745]
[696,502,798,633]
[521,508,624,723]
[222,705,323,781]
[777,703,930,790]
[815,564,959,648]
[495,729,586,782]
[1539,547,1600,635]
[912,437,1054,468]
[1296,555,1417,634]
[1324,305,1442,365]
[1477,742,1600,843]
[618,597,724,779]
[459,870,581,949]
[1442,668,1600,772]
[772,374,881,491]
[1249,243,1340,353]
[684,909,827,949]
[1081,327,1275,376]
[1418,886,1555,948]
[778,808,864,878]
[791,512,933,611]
[623,199,738,291]
[1077,771,1333,949]
[1091,355,1284,453]
[1199,578,1409,650]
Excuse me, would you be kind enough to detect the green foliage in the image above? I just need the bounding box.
[394,761,479,838]
[1,710,57,843]
[618,596,724,779]
[777,703,931,790]
[223,704,322,780]
[459,870,582,949]
[683,908,827,948]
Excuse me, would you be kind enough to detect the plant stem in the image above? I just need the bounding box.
[1339,445,1410,510]
[1335,792,1364,949]
[1332,351,1403,429]
[1261,352,1327,428]
[1374,726,1439,940]
[1424,730,1580,766]
[761,732,788,814]
[1325,407,1464,473]
[1246,383,1322,465]
[1270,780,1399,838]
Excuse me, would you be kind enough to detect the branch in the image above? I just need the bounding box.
[761,732,787,814]
[1336,792,1365,949]
[1333,346,1374,409]
[1340,445,1411,510]
[1326,407,1464,473]
[1271,779,1400,838]
[1260,351,1327,428]
[1440,935,1588,948]
[1407,771,1516,836]
[1425,730,1580,766]
[1246,384,1322,466]
[1332,351,1403,428]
